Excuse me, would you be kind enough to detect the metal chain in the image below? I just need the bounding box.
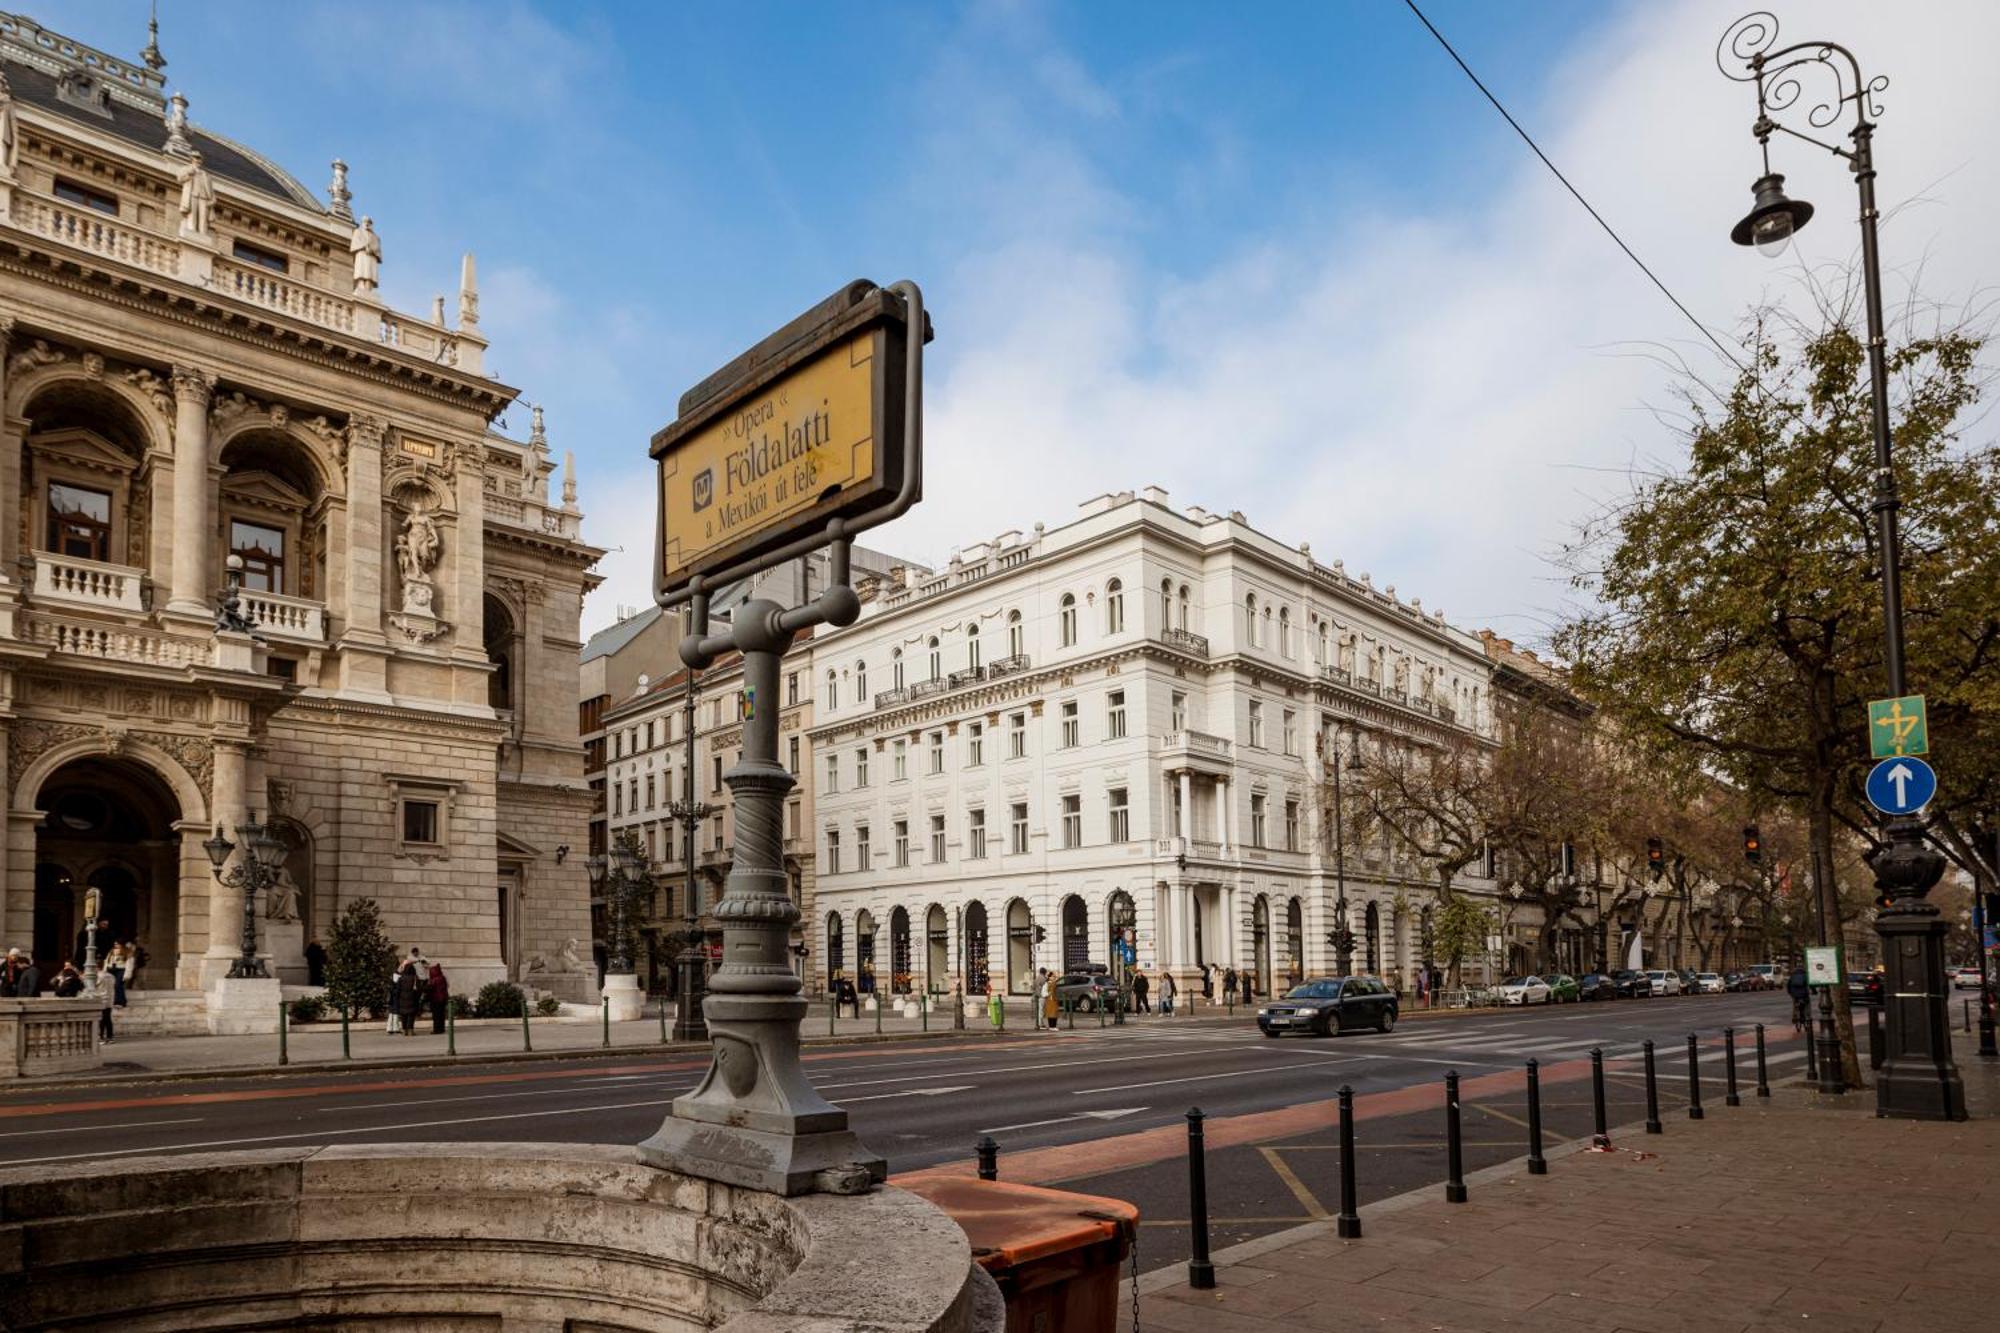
[1127,1215,1142,1332]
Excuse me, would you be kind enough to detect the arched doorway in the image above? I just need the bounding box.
[1061,895,1089,971]
[925,904,948,993]
[888,906,911,994]
[1251,895,1271,997]
[825,912,844,988]
[964,902,990,994]
[1006,899,1034,994]
[1364,901,1382,976]
[1107,890,1136,986]
[484,594,517,713]
[855,909,877,990]
[33,756,183,985]
[1284,898,1304,988]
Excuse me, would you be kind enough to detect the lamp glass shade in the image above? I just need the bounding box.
[202,828,235,869]
[251,825,289,870]
[1730,172,1814,256]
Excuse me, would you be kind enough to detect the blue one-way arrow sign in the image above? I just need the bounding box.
[1866,756,1937,816]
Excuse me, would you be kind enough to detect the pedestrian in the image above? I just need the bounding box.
[1200,964,1214,1001]
[1786,965,1810,1031]
[1240,969,1254,1005]
[1160,970,1177,1016]
[52,962,84,997]
[3,947,21,995]
[103,942,131,1007]
[128,940,148,992]
[12,952,39,998]
[427,959,451,1035]
[1131,968,1151,1014]
[1223,966,1238,1003]
[304,937,328,987]
[393,959,423,1036]
[1041,970,1058,1029]
[838,973,860,1019]
[385,966,401,1034]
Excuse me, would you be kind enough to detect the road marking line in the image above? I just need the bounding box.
[1276,1140,1520,1150]
[1257,1146,1328,1219]
[1469,1101,1534,1132]
[980,1108,1148,1135]
[837,1085,974,1104]
[0,1116,201,1139]
[0,1098,674,1168]
[1070,1059,1358,1095]
[316,1082,690,1113]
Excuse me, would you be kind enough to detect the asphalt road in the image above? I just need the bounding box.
[0,990,1801,1270]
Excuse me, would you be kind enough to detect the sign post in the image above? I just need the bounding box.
[638,280,927,1197]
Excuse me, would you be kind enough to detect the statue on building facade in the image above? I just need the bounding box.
[350,217,381,296]
[176,152,214,240]
[265,868,300,923]
[327,158,352,221]
[0,73,17,182]
[163,91,193,159]
[394,506,442,614]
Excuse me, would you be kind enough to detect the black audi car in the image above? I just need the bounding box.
[1609,969,1652,999]
[1256,976,1399,1037]
[1577,973,1623,1002]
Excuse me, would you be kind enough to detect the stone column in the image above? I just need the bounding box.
[202,739,248,983]
[451,442,485,658]
[1216,777,1232,855]
[1177,770,1193,841]
[166,366,215,620]
[0,315,18,584]
[335,415,391,700]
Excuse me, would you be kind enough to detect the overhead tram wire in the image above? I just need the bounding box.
[1402,0,1747,374]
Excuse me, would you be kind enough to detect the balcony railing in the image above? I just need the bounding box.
[908,678,950,701]
[213,256,358,335]
[987,653,1030,679]
[240,589,327,644]
[872,687,909,710]
[25,613,211,668]
[1161,628,1209,657]
[947,666,985,689]
[33,554,147,614]
[19,199,181,277]
[1165,729,1232,759]
[1322,665,1352,687]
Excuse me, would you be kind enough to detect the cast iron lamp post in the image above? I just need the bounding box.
[1324,727,1362,977]
[203,815,285,979]
[605,841,645,975]
[665,671,719,1042]
[1719,12,1962,1119]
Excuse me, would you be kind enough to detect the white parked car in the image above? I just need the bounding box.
[1696,973,1725,994]
[1495,975,1553,1005]
[1952,966,1983,990]
[1645,969,1682,996]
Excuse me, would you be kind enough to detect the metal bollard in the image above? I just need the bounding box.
[1965,998,1974,1033]
[448,1006,457,1057]
[602,997,611,1049]
[1816,992,1846,1094]
[658,997,668,1044]
[875,992,883,1035]
[921,991,929,1032]
[341,1006,351,1061]
[829,993,837,1037]
[1525,1058,1547,1174]
[1642,1039,1663,1134]
[1066,996,1074,1030]
[1590,1048,1610,1148]
[278,1003,289,1066]
[954,985,965,1031]
[1686,1033,1704,1119]
[1186,1108,1217,1288]
[1867,1004,1883,1071]
[1803,1015,1819,1082]
[1443,1072,1467,1203]
[1724,1027,1741,1106]
[522,1007,532,1052]
[1754,1023,1771,1098]
[976,1135,999,1182]
[1336,1085,1362,1237]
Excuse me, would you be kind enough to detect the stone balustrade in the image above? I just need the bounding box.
[1166,728,1232,759]
[16,197,181,277]
[211,255,358,335]
[32,553,148,613]
[0,999,102,1079]
[240,588,326,644]
[25,612,213,668]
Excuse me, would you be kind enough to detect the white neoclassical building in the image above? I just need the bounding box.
[807,487,1504,1001]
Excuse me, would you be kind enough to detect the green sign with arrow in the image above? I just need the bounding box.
[1868,695,1928,759]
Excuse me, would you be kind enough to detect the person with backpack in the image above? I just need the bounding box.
[1159,970,1177,1016]
[427,960,450,1034]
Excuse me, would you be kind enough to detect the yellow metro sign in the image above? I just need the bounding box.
[652,282,919,598]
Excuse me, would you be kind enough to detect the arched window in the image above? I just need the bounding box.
[854,658,868,703]
[927,636,941,681]
[1007,609,1024,658]
[966,622,981,672]
[1177,584,1190,631]
[1244,594,1259,648]
[1105,578,1124,634]
[891,648,904,691]
[824,669,838,711]
[1316,618,1329,666]
[1059,594,1077,647]
[1160,579,1173,627]
[1278,607,1292,656]
[482,594,515,713]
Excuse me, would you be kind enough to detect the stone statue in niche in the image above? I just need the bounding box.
[265,867,300,923]
[0,72,17,182]
[394,506,442,614]
[176,152,215,240]
[350,217,381,295]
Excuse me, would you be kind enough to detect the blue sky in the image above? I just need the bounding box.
[53,2,2000,636]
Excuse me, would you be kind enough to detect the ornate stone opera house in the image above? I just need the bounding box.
[0,14,601,1028]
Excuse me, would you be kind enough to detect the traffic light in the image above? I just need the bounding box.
[1743,825,1762,865]
[1646,837,1665,881]
[1032,924,1046,944]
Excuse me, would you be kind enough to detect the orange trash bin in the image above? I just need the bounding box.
[902,1176,1138,1333]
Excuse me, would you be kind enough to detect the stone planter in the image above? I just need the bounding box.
[0,998,101,1078]
[0,1143,999,1331]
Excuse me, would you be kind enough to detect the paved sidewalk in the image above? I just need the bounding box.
[1128,1030,2000,1332]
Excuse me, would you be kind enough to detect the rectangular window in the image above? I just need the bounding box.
[1010,802,1029,855]
[967,722,984,767]
[645,721,656,750]
[928,730,944,775]
[969,807,987,859]
[894,819,910,867]
[46,482,112,561]
[824,752,839,794]
[711,757,723,792]
[1250,793,1267,849]
[402,800,440,845]
[1248,700,1265,749]
[857,823,871,867]
[893,739,908,781]
[1061,794,1082,848]
[1009,712,1028,759]
[1282,709,1298,757]
[929,814,946,862]
[825,828,841,874]
[1171,690,1188,732]
[645,776,656,810]
[1107,690,1126,740]
[612,785,623,817]
[1061,701,1079,748]
[855,747,869,787]
[229,519,286,593]
[1109,787,1130,842]
[786,672,799,707]
[1285,799,1301,852]
[231,239,290,273]
[52,177,118,216]
[787,736,800,774]
[711,815,724,851]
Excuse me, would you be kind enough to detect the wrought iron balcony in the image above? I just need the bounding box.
[987,653,1031,678]
[1161,628,1209,657]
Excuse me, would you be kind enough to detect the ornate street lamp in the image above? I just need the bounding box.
[1324,727,1362,977]
[607,841,646,975]
[203,814,283,978]
[1719,12,1961,1120]
[664,670,719,1043]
